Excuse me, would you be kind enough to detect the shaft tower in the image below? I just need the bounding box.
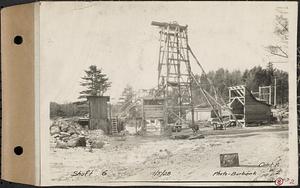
[151,21,195,131]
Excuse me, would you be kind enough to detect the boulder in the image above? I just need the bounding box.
[56,140,68,149]
[60,122,69,132]
[60,132,71,136]
[69,133,79,139]
[67,138,77,147]
[67,136,86,147]
[80,130,88,136]
[67,127,77,135]
[50,125,60,135]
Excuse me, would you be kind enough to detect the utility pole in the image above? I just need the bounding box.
[269,86,272,105]
[269,61,284,107]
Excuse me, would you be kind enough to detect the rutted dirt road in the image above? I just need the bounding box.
[48,124,289,185]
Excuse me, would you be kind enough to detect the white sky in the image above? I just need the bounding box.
[40,1,294,104]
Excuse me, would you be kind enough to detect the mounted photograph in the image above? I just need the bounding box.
[38,1,298,186]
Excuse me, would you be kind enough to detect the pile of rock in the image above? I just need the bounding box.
[50,119,110,150]
[50,119,88,149]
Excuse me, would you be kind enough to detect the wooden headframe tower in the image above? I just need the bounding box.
[151,21,242,131]
[151,21,195,130]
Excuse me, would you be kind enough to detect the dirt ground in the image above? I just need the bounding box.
[48,124,289,185]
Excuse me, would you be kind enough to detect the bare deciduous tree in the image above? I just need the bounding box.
[266,7,288,60]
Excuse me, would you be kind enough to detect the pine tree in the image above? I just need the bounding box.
[79,65,111,99]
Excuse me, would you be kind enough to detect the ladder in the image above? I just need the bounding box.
[111,117,118,135]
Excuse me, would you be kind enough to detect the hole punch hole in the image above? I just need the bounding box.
[14,146,23,155]
[14,35,23,45]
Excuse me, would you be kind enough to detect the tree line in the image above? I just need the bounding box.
[50,101,89,118]
[50,61,288,119]
[192,62,288,106]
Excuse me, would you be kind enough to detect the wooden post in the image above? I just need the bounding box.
[88,99,92,129]
[142,99,145,133]
[109,102,112,121]
[135,118,137,134]
[229,88,231,102]
[274,77,277,107]
[243,86,246,127]
[269,86,272,105]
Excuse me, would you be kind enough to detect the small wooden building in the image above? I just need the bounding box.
[141,97,164,132]
[228,85,271,126]
[186,106,212,121]
[142,98,164,120]
[87,96,110,133]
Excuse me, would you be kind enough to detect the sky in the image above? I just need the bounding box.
[39,1,296,104]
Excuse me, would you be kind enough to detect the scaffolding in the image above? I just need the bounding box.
[228,85,246,126]
[151,21,240,132]
[259,86,272,105]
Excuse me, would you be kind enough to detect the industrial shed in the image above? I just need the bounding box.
[141,97,164,132]
[228,85,272,126]
[142,97,164,120]
[186,106,212,122]
[87,96,110,133]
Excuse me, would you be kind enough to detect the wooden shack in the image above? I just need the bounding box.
[87,96,110,133]
[186,106,212,121]
[141,98,164,131]
[228,85,271,126]
[142,97,164,120]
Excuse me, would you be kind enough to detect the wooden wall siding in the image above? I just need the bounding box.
[186,109,211,121]
[143,105,164,119]
[229,86,271,125]
[142,98,164,119]
[89,119,109,132]
[87,96,110,132]
[231,100,244,115]
[244,88,271,124]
